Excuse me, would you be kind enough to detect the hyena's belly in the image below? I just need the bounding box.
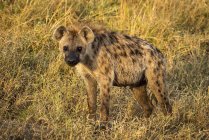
[113,63,146,87]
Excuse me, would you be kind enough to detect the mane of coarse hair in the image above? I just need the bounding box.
[67,22,112,35]
[66,22,122,47]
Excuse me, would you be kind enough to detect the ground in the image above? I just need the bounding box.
[0,0,209,139]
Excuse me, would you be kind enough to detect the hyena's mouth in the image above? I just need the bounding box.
[66,60,79,67]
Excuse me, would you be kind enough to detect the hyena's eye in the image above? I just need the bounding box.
[76,46,82,52]
[63,46,68,52]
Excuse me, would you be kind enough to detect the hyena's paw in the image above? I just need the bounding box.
[87,113,96,120]
[160,102,172,115]
[144,108,153,118]
[94,122,112,132]
[87,114,96,125]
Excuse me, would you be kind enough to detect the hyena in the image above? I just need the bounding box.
[53,25,172,126]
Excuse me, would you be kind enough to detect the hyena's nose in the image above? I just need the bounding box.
[65,54,78,66]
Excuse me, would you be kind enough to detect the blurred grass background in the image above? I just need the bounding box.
[0,0,209,139]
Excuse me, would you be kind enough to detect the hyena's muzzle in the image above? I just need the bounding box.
[64,51,80,67]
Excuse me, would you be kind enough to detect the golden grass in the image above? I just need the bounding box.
[0,0,209,139]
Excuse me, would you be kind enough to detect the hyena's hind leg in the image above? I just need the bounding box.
[145,60,172,115]
[131,85,154,117]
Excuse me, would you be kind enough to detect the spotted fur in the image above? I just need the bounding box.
[53,25,172,124]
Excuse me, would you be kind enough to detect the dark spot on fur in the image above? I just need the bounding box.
[158,89,161,93]
[94,49,97,54]
[156,48,162,54]
[108,77,112,82]
[106,98,109,103]
[96,38,101,47]
[120,45,125,51]
[84,74,91,79]
[153,67,159,73]
[107,88,110,93]
[109,32,118,44]
[91,43,95,49]
[103,52,107,57]
[114,53,118,59]
[124,35,132,40]
[150,51,154,56]
[116,45,120,49]
[156,80,160,87]
[130,50,135,55]
[148,60,152,64]
[106,48,111,53]
[121,52,127,57]
[96,36,102,46]
[135,49,142,55]
[105,67,109,74]
[98,35,107,47]
[112,47,116,52]
[110,31,116,34]
[132,58,136,63]
[157,61,162,67]
[130,43,137,49]
[84,55,92,66]
[102,59,106,65]
[101,33,106,38]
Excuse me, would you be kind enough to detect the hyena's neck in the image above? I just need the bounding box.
[93,31,119,47]
[82,53,95,69]
[80,32,121,68]
[81,43,97,70]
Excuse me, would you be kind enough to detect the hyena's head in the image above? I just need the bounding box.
[53,26,95,66]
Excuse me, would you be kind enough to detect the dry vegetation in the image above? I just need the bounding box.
[0,0,209,139]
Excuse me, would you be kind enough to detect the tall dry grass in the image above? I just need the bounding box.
[0,0,209,139]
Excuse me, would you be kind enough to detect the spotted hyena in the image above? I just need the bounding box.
[53,25,172,125]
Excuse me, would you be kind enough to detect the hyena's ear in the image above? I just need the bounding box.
[79,26,95,43]
[53,26,67,41]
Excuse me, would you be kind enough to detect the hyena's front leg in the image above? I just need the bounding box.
[99,80,110,122]
[83,74,97,121]
[95,51,113,129]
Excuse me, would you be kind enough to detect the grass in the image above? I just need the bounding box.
[0,0,209,139]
